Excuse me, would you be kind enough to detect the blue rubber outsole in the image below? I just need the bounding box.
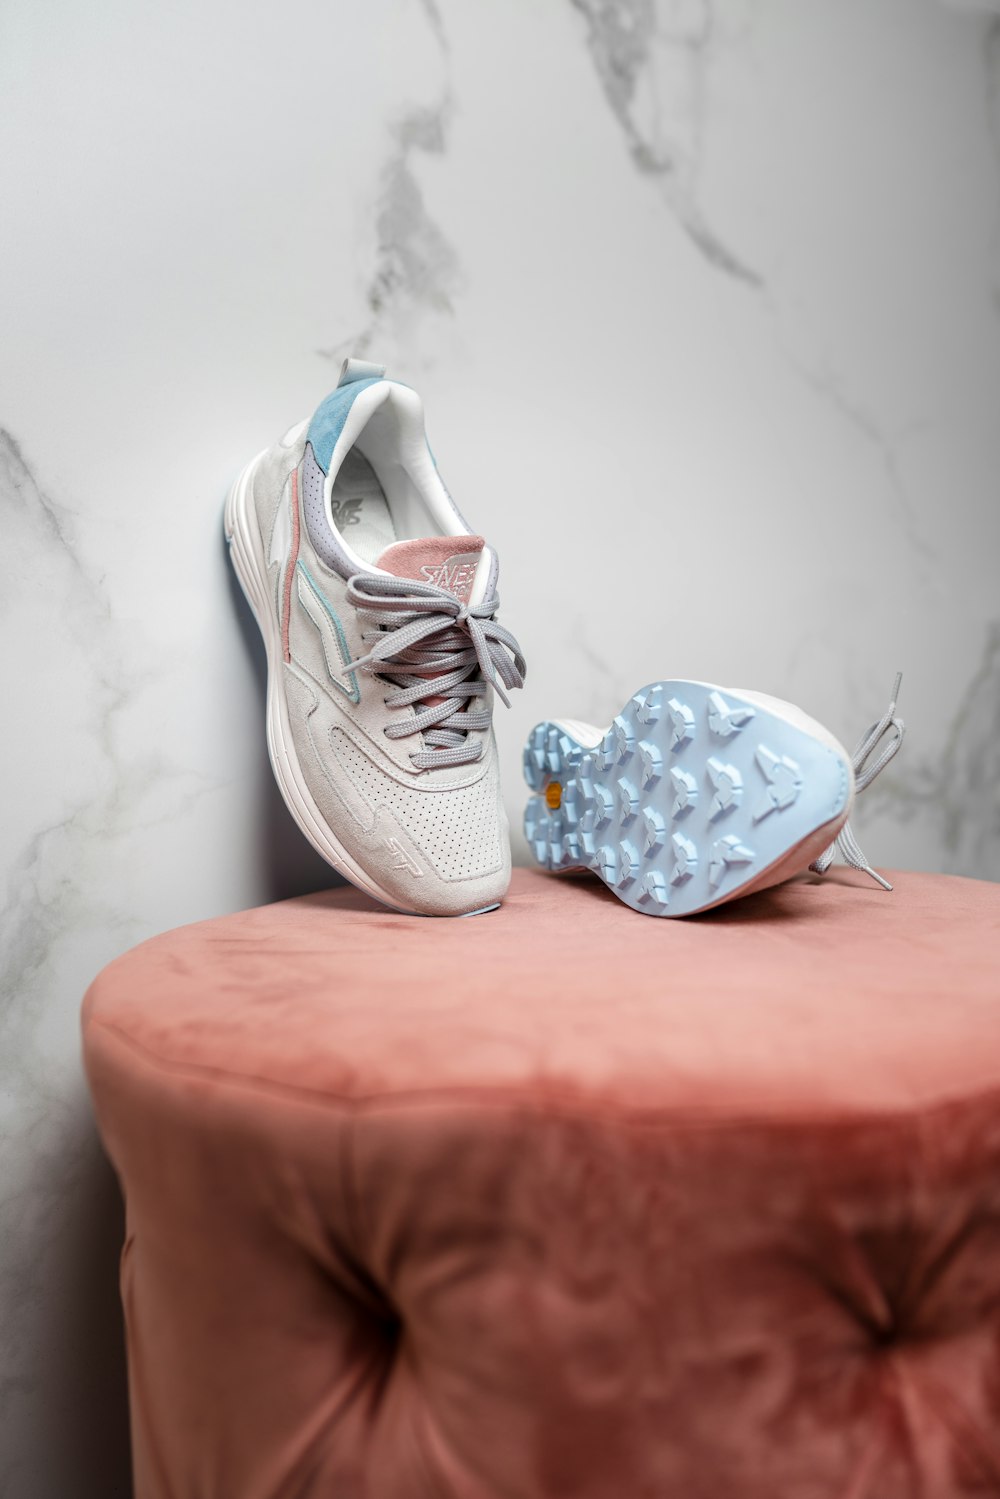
[522,681,852,917]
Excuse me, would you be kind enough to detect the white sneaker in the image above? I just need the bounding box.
[523,677,903,917]
[225,359,526,916]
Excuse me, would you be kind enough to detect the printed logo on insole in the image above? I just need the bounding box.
[330,496,364,527]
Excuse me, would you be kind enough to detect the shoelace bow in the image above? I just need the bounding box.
[810,672,905,891]
[342,572,526,769]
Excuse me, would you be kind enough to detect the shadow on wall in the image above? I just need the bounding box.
[39,1129,132,1499]
[221,532,346,905]
[24,547,342,1499]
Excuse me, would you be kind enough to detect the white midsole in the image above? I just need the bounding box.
[224,453,413,914]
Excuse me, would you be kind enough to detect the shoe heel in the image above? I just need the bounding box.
[522,722,592,872]
[223,449,270,627]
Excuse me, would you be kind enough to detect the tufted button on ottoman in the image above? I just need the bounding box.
[83,868,1000,1499]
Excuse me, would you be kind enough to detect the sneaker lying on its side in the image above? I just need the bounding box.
[225,358,525,916]
[523,677,903,917]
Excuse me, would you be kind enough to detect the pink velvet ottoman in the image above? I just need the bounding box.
[83,868,1000,1499]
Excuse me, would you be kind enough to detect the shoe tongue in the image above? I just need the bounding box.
[374,537,490,726]
[376,536,487,605]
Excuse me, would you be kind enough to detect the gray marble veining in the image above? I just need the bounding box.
[1,2,998,1494]
[859,622,1000,882]
[570,0,762,282]
[321,5,456,363]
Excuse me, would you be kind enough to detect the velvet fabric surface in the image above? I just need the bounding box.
[82,868,1000,1499]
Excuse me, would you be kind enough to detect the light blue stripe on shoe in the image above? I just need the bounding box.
[295,562,361,702]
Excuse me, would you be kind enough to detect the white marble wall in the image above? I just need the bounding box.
[1,1,998,1492]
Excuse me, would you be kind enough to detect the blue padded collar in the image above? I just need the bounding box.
[306,378,383,475]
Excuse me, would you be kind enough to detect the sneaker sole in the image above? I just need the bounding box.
[523,681,853,917]
[224,454,421,915]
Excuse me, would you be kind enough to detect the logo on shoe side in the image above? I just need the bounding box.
[419,553,480,602]
[383,837,423,877]
[331,496,364,527]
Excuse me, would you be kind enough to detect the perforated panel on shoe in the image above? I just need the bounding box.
[331,730,503,880]
[300,445,344,572]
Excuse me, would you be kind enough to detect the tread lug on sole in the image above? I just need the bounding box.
[616,777,639,823]
[612,715,635,764]
[670,832,698,884]
[708,691,755,738]
[638,870,670,908]
[753,743,802,821]
[618,841,640,884]
[642,806,666,855]
[522,722,580,794]
[708,834,755,888]
[667,697,695,750]
[634,685,663,725]
[670,766,698,817]
[707,758,743,820]
[638,740,663,788]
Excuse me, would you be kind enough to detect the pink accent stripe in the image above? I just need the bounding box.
[281,467,301,664]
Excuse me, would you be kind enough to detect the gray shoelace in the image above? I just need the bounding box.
[342,572,526,769]
[810,672,905,891]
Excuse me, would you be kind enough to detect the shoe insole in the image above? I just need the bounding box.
[330,449,398,565]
